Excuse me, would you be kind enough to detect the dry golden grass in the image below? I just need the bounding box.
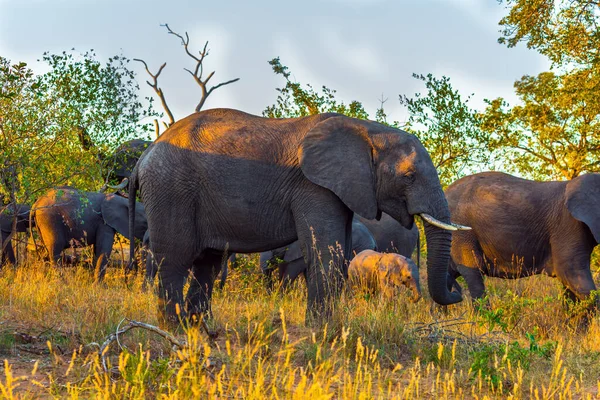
[0,252,599,399]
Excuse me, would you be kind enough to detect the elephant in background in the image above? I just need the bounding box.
[76,127,152,189]
[1,203,33,266]
[260,217,377,291]
[107,139,152,183]
[349,249,421,301]
[34,187,147,281]
[446,171,600,312]
[356,212,419,256]
[129,108,468,324]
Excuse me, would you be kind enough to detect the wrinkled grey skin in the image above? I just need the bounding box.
[260,218,377,291]
[145,230,231,291]
[1,204,32,266]
[356,212,418,255]
[446,171,600,311]
[34,187,147,281]
[129,108,461,324]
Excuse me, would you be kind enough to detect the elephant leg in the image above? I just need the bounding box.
[46,238,65,269]
[456,264,486,302]
[554,249,597,327]
[260,251,280,292]
[279,258,307,291]
[186,251,223,320]
[1,231,16,267]
[294,201,352,325]
[93,226,115,282]
[142,231,157,287]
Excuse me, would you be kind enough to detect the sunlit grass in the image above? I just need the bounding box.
[0,253,599,399]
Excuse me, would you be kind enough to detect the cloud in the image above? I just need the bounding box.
[319,27,388,78]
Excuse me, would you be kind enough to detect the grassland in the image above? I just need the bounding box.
[0,248,599,399]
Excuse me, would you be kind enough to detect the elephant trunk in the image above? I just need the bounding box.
[422,200,463,305]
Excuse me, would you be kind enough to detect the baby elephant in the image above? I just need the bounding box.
[348,250,421,302]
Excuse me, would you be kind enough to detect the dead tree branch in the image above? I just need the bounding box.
[92,319,184,372]
[162,23,240,112]
[133,58,175,132]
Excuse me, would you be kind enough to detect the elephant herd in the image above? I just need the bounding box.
[2,108,599,326]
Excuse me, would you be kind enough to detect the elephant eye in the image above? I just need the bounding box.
[403,171,416,184]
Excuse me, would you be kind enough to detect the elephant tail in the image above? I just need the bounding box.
[219,254,232,290]
[127,168,139,273]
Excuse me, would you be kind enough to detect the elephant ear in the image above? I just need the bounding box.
[101,194,148,240]
[299,116,378,219]
[565,173,600,243]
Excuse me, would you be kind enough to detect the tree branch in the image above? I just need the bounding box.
[133,58,175,126]
[162,23,239,112]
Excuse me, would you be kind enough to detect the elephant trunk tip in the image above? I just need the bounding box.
[430,287,463,305]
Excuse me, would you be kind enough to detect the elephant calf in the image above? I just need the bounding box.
[348,250,421,302]
[33,187,147,281]
[260,217,377,291]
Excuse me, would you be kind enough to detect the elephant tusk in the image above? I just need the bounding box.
[419,213,471,231]
[101,178,129,192]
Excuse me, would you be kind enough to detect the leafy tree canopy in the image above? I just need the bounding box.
[400,73,491,186]
[498,0,600,69]
[0,50,155,205]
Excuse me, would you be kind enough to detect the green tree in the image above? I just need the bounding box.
[399,73,491,186]
[482,69,600,180]
[263,57,370,120]
[487,1,600,180]
[498,0,600,69]
[0,51,155,207]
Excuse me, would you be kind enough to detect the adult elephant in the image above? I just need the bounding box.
[34,187,147,281]
[356,212,418,255]
[129,108,468,323]
[446,171,600,309]
[260,217,377,291]
[1,203,33,266]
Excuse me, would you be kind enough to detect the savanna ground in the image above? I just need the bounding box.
[1,242,600,399]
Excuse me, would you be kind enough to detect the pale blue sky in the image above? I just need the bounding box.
[0,0,549,129]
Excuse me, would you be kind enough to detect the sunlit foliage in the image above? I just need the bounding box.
[0,51,156,206]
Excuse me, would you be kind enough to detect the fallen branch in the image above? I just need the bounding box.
[92,319,185,372]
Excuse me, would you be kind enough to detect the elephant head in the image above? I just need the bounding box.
[101,194,147,239]
[1,203,33,232]
[565,173,600,244]
[299,116,467,305]
[378,253,421,302]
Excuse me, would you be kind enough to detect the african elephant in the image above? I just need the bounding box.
[446,171,600,310]
[34,187,147,281]
[129,108,468,323]
[1,203,33,266]
[356,212,418,255]
[107,139,152,183]
[260,217,377,290]
[349,249,421,301]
